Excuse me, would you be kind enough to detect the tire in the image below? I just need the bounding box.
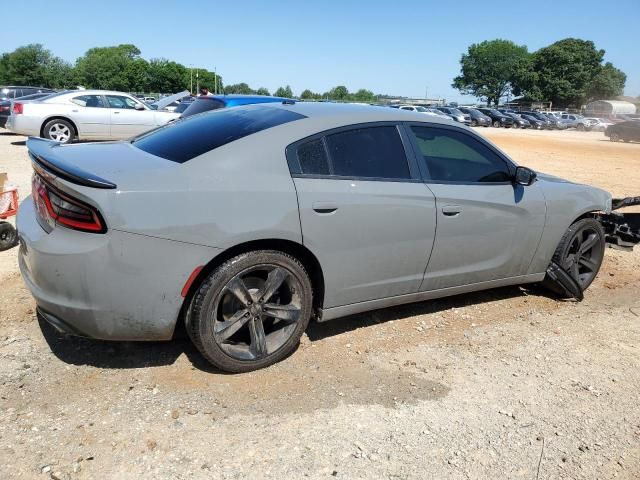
[43,118,75,144]
[493,120,501,128]
[609,133,620,142]
[0,222,18,251]
[186,250,313,372]
[471,120,477,127]
[576,124,585,131]
[541,218,605,297]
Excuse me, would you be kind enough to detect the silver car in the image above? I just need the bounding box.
[6,89,178,143]
[18,103,612,372]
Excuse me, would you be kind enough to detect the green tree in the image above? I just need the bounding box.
[452,39,532,106]
[585,62,626,101]
[256,87,270,96]
[147,58,189,93]
[532,38,607,107]
[327,85,349,100]
[300,89,322,100]
[352,88,375,102]
[274,85,293,98]
[75,44,148,91]
[0,44,74,88]
[224,82,255,94]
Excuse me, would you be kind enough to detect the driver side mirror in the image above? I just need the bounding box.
[134,103,145,111]
[514,166,537,186]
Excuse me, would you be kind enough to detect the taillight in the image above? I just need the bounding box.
[12,102,23,114]
[32,174,106,233]
[0,105,9,112]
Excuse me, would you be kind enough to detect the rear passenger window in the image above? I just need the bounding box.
[325,126,410,179]
[297,139,330,175]
[410,126,511,183]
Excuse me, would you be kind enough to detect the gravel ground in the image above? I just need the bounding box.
[0,128,639,479]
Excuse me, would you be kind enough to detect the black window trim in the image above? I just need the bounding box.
[286,121,422,183]
[401,122,517,185]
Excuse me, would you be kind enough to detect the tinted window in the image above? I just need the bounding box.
[297,139,330,175]
[106,95,139,109]
[325,126,410,179]
[134,105,305,163]
[71,95,105,108]
[410,126,511,182]
[180,97,225,118]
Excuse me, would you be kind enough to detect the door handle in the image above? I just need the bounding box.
[312,202,338,214]
[441,205,462,217]
[113,111,120,114]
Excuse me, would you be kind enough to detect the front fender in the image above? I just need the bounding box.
[527,177,611,273]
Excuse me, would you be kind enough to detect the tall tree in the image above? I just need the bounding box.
[224,82,255,94]
[352,88,375,102]
[274,85,293,98]
[147,58,188,93]
[300,89,320,99]
[452,39,532,106]
[75,44,148,91]
[585,62,626,101]
[0,44,73,88]
[256,87,270,96]
[328,85,349,100]
[532,38,605,107]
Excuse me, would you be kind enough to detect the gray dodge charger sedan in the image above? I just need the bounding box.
[18,102,611,372]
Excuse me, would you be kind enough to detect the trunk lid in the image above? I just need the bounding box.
[27,137,177,190]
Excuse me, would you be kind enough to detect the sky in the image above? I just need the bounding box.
[2,0,638,102]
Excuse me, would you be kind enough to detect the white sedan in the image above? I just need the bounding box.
[5,90,179,143]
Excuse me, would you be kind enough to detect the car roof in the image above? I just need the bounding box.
[197,94,290,107]
[248,101,455,128]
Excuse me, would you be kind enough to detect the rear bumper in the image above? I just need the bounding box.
[18,196,222,340]
[6,114,41,136]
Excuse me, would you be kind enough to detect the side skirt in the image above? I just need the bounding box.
[318,273,546,322]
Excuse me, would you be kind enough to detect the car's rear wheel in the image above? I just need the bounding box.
[542,218,605,297]
[186,250,313,372]
[609,133,620,142]
[493,120,501,127]
[577,123,585,131]
[43,119,74,144]
[471,119,477,127]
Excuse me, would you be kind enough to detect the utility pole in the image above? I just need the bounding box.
[196,69,199,94]
[190,67,193,94]
[214,67,217,94]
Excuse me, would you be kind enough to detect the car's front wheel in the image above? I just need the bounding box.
[542,217,605,297]
[43,119,75,144]
[493,120,501,128]
[186,250,313,372]
[609,133,620,142]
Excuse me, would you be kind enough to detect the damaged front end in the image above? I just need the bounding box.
[597,196,640,251]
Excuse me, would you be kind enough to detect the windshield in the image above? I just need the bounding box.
[415,106,428,112]
[489,109,502,116]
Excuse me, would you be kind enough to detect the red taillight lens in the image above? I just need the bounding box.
[12,102,23,114]
[32,174,106,233]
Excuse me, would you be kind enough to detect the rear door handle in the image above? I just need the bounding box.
[441,205,462,217]
[312,202,338,214]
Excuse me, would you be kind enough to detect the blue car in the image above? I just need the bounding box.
[180,94,291,118]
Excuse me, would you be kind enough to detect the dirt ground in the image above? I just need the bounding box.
[0,128,638,480]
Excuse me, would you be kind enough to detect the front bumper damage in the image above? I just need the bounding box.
[597,197,640,251]
[546,196,640,301]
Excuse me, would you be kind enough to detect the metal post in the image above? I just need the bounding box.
[196,69,199,94]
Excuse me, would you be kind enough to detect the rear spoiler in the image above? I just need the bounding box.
[597,196,640,251]
[27,137,117,189]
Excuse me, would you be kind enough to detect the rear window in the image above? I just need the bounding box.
[133,105,305,163]
[180,97,225,117]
